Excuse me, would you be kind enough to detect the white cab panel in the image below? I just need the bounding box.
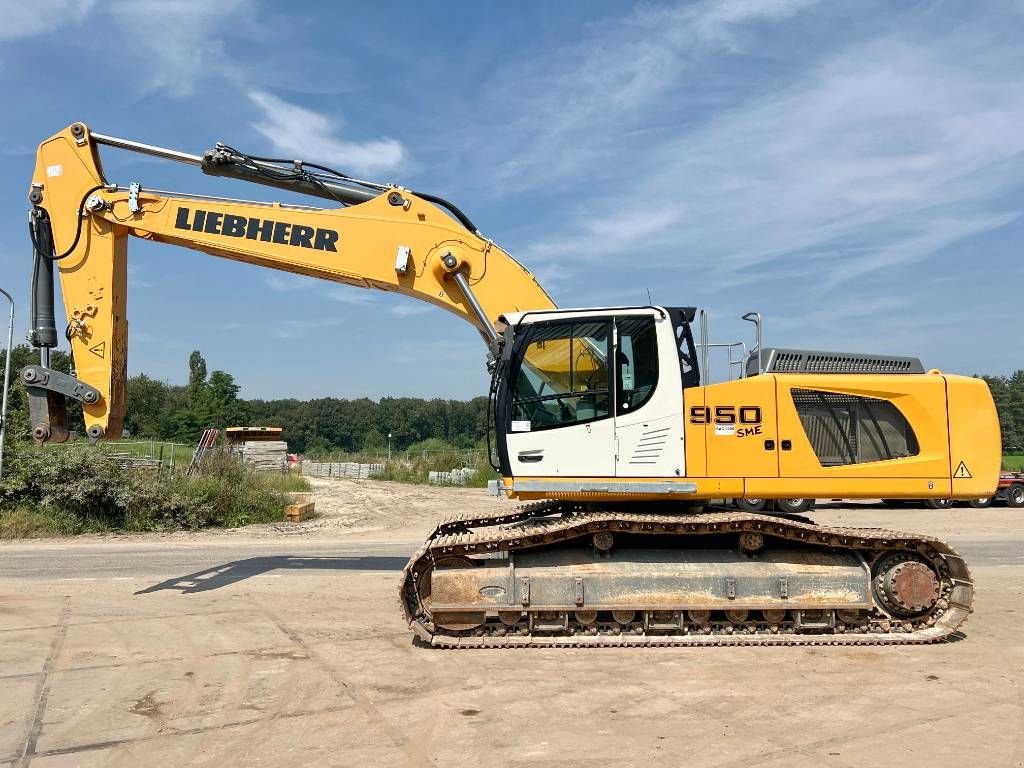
[614,313,686,478]
[506,419,616,477]
[615,414,685,477]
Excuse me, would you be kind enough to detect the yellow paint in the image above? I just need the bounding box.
[682,386,706,477]
[31,124,554,438]
[704,377,778,478]
[946,375,1001,498]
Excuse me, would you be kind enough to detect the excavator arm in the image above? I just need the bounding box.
[25,122,555,441]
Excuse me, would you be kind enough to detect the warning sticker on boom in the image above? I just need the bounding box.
[89,342,106,359]
[953,461,972,479]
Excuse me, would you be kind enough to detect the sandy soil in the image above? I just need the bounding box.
[1,479,1022,767]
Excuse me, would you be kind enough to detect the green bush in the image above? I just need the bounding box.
[0,440,309,538]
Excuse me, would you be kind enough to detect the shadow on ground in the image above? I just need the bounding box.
[135,555,408,594]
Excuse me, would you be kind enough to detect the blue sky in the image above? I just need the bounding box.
[1,0,1022,400]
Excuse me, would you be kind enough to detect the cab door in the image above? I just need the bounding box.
[614,314,687,478]
[504,318,616,477]
[703,376,779,478]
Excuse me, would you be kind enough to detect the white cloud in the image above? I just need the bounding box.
[127,264,152,289]
[0,0,249,95]
[390,303,432,318]
[248,90,405,176]
[476,0,817,190]
[0,0,94,41]
[511,10,1024,290]
[265,275,381,306]
[111,0,252,96]
[385,339,483,366]
[272,317,345,339]
[265,274,313,292]
[326,286,378,305]
[822,213,1020,289]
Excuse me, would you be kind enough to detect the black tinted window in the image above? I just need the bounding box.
[791,389,919,466]
[616,316,659,415]
[512,321,610,430]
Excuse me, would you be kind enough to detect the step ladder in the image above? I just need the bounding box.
[187,428,219,476]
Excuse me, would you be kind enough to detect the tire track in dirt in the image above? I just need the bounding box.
[15,595,70,768]
[251,597,432,768]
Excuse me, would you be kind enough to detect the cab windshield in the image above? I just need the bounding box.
[512,320,610,429]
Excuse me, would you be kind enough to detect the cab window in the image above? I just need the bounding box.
[512,320,610,430]
[616,315,659,414]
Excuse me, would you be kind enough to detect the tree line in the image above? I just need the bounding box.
[984,371,1024,453]
[2,346,1022,454]
[2,346,489,453]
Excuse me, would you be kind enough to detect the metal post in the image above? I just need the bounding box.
[697,309,710,383]
[0,287,15,481]
[388,433,392,462]
[742,312,763,375]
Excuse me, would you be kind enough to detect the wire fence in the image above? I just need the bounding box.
[305,447,487,466]
[84,440,491,485]
[93,439,192,474]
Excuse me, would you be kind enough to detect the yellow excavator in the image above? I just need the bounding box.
[23,122,999,647]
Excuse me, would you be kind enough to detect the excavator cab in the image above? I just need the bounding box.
[491,307,699,487]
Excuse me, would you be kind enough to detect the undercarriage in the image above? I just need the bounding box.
[399,504,973,648]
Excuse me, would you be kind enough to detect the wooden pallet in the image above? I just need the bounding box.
[284,493,315,522]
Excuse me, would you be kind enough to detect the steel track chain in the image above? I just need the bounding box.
[398,505,973,649]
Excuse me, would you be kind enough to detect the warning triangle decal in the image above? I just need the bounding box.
[89,341,106,359]
[953,460,972,479]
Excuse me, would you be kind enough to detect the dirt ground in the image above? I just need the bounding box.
[1,478,1022,767]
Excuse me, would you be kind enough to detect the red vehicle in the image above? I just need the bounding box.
[968,471,1024,508]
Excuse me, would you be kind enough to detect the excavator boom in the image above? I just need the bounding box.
[26,123,554,440]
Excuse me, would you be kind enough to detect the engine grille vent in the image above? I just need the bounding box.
[629,426,670,465]
[749,348,925,376]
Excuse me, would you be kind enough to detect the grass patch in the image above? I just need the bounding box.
[0,505,104,538]
[1004,454,1024,471]
[375,446,497,487]
[0,442,310,539]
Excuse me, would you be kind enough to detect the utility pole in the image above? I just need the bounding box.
[0,287,15,481]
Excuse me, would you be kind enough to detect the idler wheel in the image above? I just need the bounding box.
[873,553,940,617]
[687,609,711,626]
[499,611,523,626]
[416,555,474,613]
[739,532,764,552]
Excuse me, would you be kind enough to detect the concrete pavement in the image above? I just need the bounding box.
[1,491,1022,767]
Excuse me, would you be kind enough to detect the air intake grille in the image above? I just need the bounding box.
[629,426,670,465]
[749,348,925,376]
